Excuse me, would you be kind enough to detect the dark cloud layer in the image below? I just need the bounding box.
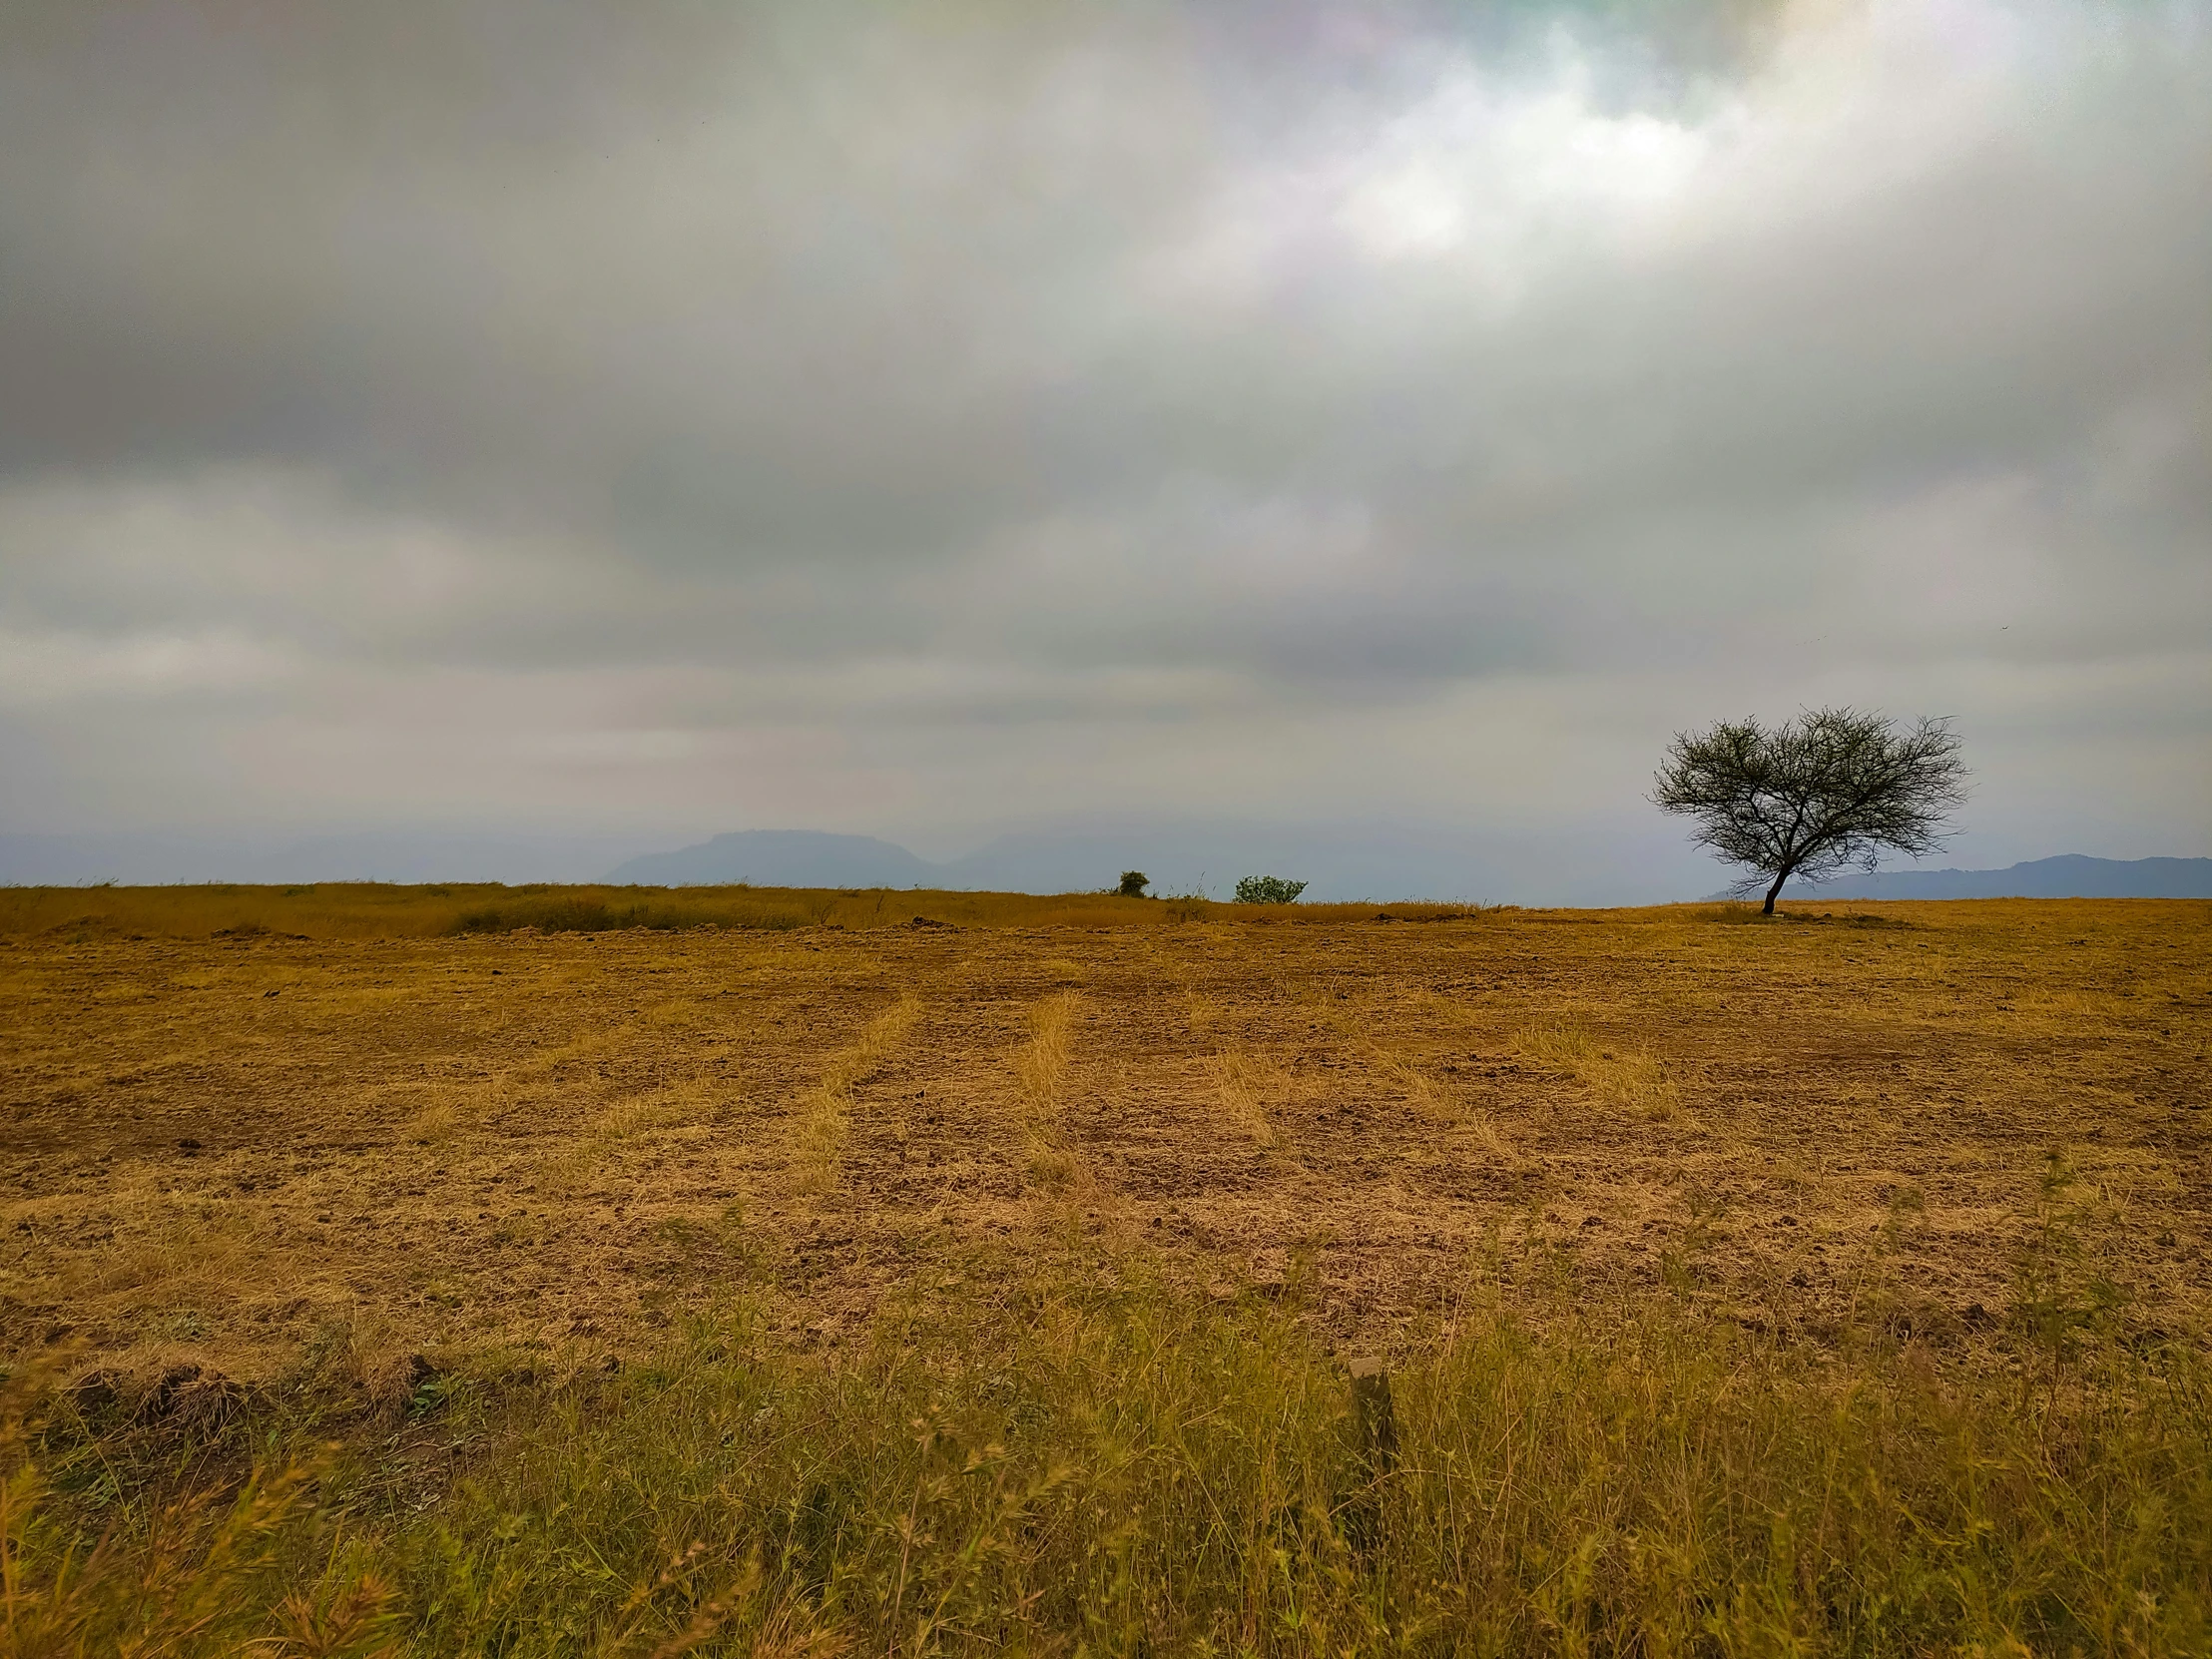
[2,1,2206,889]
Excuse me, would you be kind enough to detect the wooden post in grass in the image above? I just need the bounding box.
[1349,1357,1398,1475]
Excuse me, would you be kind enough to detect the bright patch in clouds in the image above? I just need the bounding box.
[1335,59,1709,267]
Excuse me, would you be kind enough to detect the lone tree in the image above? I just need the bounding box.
[1117,869,1150,897]
[1653,707,1967,914]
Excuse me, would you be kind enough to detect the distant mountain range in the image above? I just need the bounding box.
[603,825,1523,900]
[7,828,2203,904]
[617,835,2211,903]
[609,830,937,889]
[0,830,641,886]
[1784,854,2212,901]
[0,822,1671,903]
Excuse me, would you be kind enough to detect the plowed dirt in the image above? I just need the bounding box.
[4,898,2206,1386]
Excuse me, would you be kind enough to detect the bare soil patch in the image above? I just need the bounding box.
[4,897,2206,1386]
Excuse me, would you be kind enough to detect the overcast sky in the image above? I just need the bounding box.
[2,0,2206,887]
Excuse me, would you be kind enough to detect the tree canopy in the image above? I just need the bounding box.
[1653,708,1967,913]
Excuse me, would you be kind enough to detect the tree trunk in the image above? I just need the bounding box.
[1762,867,1789,915]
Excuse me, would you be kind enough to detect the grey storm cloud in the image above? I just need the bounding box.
[0,0,2206,877]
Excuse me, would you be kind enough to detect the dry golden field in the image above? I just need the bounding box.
[6,886,2212,1654]
[5,888,2206,1393]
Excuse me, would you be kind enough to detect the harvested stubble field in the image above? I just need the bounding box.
[2,885,2210,1654]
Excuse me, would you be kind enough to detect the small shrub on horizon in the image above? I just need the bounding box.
[1235,874,1308,904]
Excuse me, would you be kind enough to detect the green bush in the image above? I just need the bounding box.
[1234,874,1308,904]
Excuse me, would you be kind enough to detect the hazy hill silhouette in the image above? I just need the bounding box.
[1784,854,2212,900]
[602,824,1534,900]
[607,830,935,888]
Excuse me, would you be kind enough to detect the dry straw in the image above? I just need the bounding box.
[796,995,922,1192]
[1515,1018,1684,1122]
[1013,991,1085,1188]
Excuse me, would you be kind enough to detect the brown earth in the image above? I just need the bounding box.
[3,898,2207,1389]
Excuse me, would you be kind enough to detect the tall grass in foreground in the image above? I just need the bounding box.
[7,1259,2208,1656]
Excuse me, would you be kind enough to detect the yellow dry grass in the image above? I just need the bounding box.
[1514,1018,1685,1121]
[0,891,2205,1389]
[4,889,2211,1655]
[1207,1044,1286,1148]
[1012,991,1085,1188]
[1013,990,1079,1110]
[0,879,1488,942]
[402,1101,460,1145]
[796,995,922,1192]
